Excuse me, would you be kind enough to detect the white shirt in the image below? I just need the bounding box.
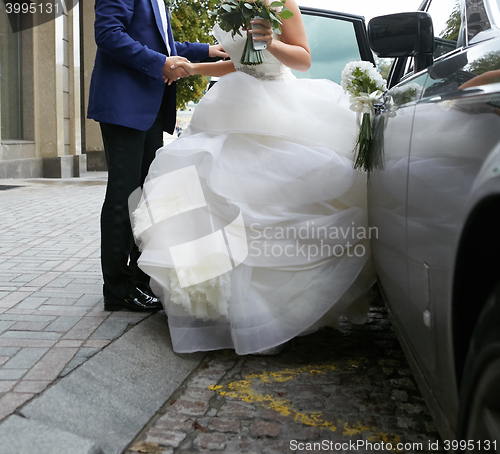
[156,0,171,55]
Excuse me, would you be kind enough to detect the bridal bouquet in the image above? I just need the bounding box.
[341,61,387,173]
[213,0,293,65]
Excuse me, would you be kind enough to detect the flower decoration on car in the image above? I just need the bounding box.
[341,61,387,173]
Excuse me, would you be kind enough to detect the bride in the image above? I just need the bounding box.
[131,0,376,355]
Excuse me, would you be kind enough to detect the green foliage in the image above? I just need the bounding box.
[214,0,291,37]
[169,0,219,109]
[441,2,461,41]
[213,0,292,65]
[468,51,500,76]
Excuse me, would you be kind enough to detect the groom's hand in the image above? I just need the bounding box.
[162,56,190,85]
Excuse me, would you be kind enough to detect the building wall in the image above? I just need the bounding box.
[0,4,85,179]
[81,0,106,171]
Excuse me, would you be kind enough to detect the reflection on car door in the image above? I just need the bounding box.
[367,72,427,362]
[406,10,500,422]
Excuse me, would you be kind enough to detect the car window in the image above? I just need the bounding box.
[466,0,492,43]
[292,13,364,84]
[426,0,461,58]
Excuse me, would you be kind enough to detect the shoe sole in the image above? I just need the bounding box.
[103,300,161,312]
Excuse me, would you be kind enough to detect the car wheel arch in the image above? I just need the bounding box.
[452,195,500,389]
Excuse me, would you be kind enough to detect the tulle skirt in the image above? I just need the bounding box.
[132,70,376,354]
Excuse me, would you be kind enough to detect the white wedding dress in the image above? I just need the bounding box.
[132,25,376,354]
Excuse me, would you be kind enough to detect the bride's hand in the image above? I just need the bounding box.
[248,19,273,48]
[169,60,196,77]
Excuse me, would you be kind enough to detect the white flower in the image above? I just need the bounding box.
[341,61,386,97]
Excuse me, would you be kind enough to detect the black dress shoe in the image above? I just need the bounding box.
[104,286,162,312]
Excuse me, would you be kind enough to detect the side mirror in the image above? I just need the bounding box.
[368,12,434,73]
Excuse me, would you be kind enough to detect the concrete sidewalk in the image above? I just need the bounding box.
[0,173,206,453]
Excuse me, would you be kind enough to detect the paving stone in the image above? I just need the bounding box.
[75,295,102,307]
[0,320,15,334]
[90,319,128,340]
[0,292,34,308]
[154,414,195,432]
[25,273,62,288]
[36,291,86,300]
[59,356,88,378]
[144,429,186,447]
[192,432,227,450]
[0,415,104,454]
[23,347,78,381]
[10,321,50,331]
[16,297,48,310]
[62,317,105,340]
[0,347,21,356]
[249,419,281,438]
[0,331,61,340]
[45,316,83,332]
[0,380,17,393]
[12,274,42,284]
[83,339,111,348]
[45,277,74,288]
[44,297,80,306]
[168,399,209,417]
[0,339,57,348]
[13,380,51,393]
[3,347,49,369]
[59,347,102,377]
[0,315,56,322]
[0,392,34,421]
[5,309,38,316]
[0,369,28,380]
[182,386,216,402]
[209,417,241,433]
[37,306,90,316]
[217,401,256,419]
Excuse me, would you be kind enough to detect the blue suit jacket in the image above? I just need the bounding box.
[87,0,209,133]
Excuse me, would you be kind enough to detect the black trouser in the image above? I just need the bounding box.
[99,108,165,299]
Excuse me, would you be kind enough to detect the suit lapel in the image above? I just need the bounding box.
[149,0,168,49]
[165,11,177,56]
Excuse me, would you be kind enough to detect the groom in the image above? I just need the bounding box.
[87,0,226,311]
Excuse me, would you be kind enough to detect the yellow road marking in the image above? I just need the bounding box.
[208,361,402,450]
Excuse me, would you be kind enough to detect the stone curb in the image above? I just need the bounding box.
[14,314,204,454]
[0,415,104,454]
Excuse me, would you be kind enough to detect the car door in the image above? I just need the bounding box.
[406,0,500,422]
[295,7,374,83]
[368,0,466,428]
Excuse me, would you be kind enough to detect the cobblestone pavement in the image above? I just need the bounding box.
[0,175,150,421]
[125,299,445,454]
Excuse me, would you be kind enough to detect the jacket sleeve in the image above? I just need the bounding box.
[175,41,210,62]
[94,0,165,80]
